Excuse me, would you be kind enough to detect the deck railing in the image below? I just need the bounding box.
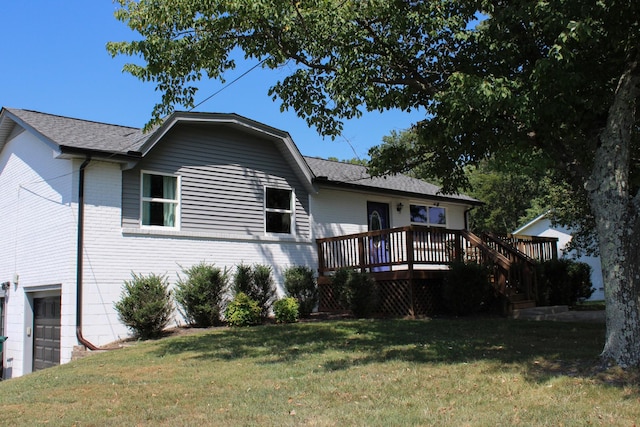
[486,233,558,262]
[316,226,558,303]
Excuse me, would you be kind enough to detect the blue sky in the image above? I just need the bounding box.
[0,1,426,160]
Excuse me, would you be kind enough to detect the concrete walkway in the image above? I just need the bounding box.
[512,305,605,322]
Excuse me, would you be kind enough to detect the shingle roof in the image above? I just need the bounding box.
[1,108,480,204]
[304,156,480,204]
[2,108,146,154]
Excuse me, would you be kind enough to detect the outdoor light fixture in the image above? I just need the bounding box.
[396,203,404,213]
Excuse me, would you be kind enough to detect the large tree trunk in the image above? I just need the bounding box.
[587,58,640,368]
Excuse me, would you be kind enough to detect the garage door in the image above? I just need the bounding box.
[33,296,61,371]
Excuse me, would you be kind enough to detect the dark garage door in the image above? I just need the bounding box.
[33,296,61,371]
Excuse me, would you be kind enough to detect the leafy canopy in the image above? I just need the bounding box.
[109,0,638,192]
[108,0,479,133]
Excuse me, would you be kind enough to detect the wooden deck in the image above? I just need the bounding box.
[316,226,558,316]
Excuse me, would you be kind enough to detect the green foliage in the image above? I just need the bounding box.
[224,292,261,327]
[232,263,276,319]
[331,269,379,318]
[327,157,368,166]
[283,265,318,318]
[441,262,497,316]
[108,1,481,133]
[233,263,253,295]
[273,297,300,324]
[114,273,173,339]
[465,158,550,234]
[536,259,594,306]
[174,262,228,327]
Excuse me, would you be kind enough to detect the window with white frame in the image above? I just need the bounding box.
[265,187,293,234]
[410,204,447,226]
[141,172,179,228]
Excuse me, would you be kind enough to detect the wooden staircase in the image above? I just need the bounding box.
[461,231,543,314]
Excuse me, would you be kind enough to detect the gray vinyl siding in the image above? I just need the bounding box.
[122,124,311,237]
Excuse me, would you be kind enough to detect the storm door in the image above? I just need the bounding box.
[367,201,390,272]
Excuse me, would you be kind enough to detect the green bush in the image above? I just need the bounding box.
[536,259,594,306]
[441,262,496,316]
[174,262,228,327]
[283,265,318,317]
[273,297,300,323]
[331,268,351,310]
[225,292,261,327]
[233,263,276,319]
[114,273,173,339]
[331,268,379,318]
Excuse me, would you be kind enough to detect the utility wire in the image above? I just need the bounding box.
[189,57,270,111]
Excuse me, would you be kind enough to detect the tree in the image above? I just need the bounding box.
[378,129,551,234]
[108,1,640,367]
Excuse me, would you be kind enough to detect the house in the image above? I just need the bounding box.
[513,213,604,301]
[0,108,486,378]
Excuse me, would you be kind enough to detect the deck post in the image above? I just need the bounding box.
[454,231,463,262]
[406,227,415,317]
[317,240,326,276]
[358,235,366,273]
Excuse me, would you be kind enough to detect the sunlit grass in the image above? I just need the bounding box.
[0,318,637,426]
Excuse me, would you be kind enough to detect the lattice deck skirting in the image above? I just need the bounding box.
[318,271,446,317]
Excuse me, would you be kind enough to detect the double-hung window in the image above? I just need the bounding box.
[141,172,179,229]
[265,187,293,234]
[410,204,447,227]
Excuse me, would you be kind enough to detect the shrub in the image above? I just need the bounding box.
[283,265,318,317]
[273,297,300,323]
[331,268,352,310]
[536,259,594,306]
[233,264,253,295]
[225,292,261,327]
[331,268,379,318]
[441,262,496,316]
[233,263,277,319]
[114,273,173,339]
[174,262,228,327]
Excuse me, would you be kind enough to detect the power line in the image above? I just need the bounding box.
[189,57,270,111]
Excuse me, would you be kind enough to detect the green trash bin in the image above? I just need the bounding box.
[0,336,7,352]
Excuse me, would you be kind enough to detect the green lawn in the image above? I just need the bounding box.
[0,318,637,426]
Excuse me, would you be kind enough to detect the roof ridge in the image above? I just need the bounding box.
[303,155,368,167]
[8,108,140,131]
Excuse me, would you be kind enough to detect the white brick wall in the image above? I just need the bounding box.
[78,161,317,346]
[0,131,77,377]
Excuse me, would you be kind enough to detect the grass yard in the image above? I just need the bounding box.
[0,318,638,426]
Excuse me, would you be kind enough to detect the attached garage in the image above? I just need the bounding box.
[32,296,61,371]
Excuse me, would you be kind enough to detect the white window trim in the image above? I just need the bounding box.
[264,186,295,236]
[140,170,181,231]
[409,203,447,227]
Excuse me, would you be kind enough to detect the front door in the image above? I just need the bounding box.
[367,201,390,271]
[33,296,61,371]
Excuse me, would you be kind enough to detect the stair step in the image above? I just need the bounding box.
[511,300,536,310]
[512,305,569,319]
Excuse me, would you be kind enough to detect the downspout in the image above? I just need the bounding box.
[76,157,99,351]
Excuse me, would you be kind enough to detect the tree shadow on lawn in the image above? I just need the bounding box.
[150,318,637,389]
